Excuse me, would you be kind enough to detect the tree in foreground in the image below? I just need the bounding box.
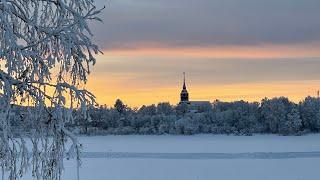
[0,0,102,179]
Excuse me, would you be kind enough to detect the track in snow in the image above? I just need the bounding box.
[81,151,320,160]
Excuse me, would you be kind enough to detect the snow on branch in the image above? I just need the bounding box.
[0,0,103,179]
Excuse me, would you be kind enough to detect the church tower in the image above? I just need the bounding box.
[180,72,189,103]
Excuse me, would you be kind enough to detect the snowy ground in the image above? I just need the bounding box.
[11,135,320,179]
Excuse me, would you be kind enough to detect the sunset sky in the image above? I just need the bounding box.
[86,0,320,107]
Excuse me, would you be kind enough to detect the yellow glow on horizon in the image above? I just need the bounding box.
[86,79,320,107]
[83,43,320,107]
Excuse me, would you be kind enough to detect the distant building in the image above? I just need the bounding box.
[179,73,211,112]
[180,72,189,103]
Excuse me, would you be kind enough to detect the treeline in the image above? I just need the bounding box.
[71,96,320,136]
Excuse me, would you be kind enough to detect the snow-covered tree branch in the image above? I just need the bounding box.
[0,0,102,179]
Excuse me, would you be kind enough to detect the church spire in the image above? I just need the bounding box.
[183,72,186,90]
[180,72,189,102]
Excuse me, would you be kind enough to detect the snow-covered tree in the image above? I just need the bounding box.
[114,99,126,114]
[299,96,320,131]
[284,107,302,135]
[0,0,103,179]
[156,102,174,115]
[175,103,189,115]
[138,104,157,116]
[260,97,296,134]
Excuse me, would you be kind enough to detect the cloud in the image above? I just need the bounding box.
[92,0,320,50]
[91,56,320,88]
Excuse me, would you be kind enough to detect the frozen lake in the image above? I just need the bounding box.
[12,135,320,179]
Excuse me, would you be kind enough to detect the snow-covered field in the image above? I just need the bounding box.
[15,135,320,179]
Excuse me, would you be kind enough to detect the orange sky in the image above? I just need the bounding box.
[103,43,320,59]
[84,44,320,107]
[87,78,320,107]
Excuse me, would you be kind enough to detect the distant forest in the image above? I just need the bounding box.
[11,96,320,136]
[67,96,320,136]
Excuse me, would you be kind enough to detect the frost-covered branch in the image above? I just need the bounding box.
[0,0,102,179]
